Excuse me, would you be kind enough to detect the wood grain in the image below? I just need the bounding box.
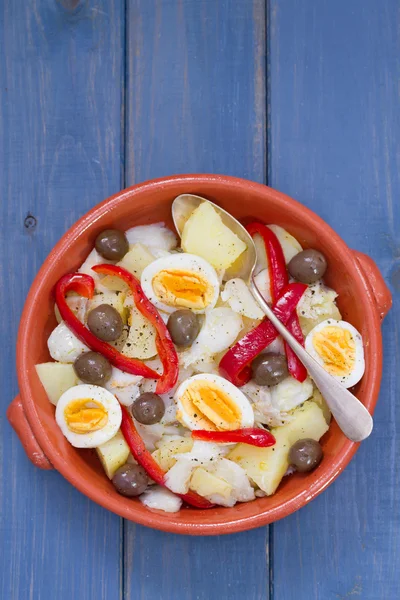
[126,0,266,184]
[124,2,268,599]
[0,2,124,598]
[2,1,399,598]
[269,1,400,598]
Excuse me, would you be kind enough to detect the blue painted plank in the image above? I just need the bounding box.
[269,1,400,598]
[124,2,268,599]
[0,1,124,598]
[125,528,269,600]
[126,0,266,184]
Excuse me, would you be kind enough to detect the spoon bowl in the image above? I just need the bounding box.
[172,194,257,281]
[172,193,374,442]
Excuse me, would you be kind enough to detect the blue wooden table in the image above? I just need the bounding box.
[1,1,399,598]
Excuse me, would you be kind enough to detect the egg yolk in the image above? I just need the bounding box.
[152,269,214,310]
[178,380,242,431]
[64,399,108,434]
[313,326,356,376]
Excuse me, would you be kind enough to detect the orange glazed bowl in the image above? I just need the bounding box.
[7,175,392,535]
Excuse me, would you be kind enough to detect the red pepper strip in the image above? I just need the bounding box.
[92,264,179,394]
[55,273,160,379]
[219,283,307,386]
[120,405,214,509]
[246,222,307,382]
[192,428,276,448]
[246,222,288,299]
[285,313,308,382]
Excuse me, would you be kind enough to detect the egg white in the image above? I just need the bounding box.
[141,253,220,314]
[305,319,365,388]
[175,373,254,431]
[56,384,122,448]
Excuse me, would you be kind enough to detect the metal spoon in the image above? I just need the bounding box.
[172,194,373,442]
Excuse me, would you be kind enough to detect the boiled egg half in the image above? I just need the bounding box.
[305,319,365,388]
[141,254,219,314]
[56,384,122,448]
[175,373,254,431]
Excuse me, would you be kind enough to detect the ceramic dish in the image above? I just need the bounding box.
[7,175,391,535]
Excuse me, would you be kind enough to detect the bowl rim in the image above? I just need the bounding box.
[16,174,383,535]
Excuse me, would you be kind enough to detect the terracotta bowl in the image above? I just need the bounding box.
[7,175,392,535]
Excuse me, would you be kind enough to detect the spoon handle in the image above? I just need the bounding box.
[250,280,373,442]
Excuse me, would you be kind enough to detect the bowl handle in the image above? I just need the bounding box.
[352,250,392,321]
[7,395,53,470]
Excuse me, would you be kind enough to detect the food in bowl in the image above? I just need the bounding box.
[35,198,365,513]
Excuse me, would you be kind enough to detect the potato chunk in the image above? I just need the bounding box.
[121,307,157,359]
[228,401,329,495]
[152,437,194,471]
[118,243,155,278]
[96,430,130,479]
[35,362,78,405]
[190,468,233,500]
[182,202,247,270]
